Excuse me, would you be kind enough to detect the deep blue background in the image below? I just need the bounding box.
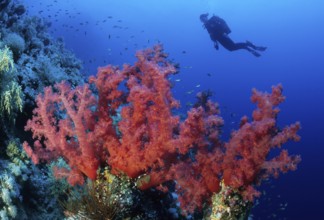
[23,0,324,219]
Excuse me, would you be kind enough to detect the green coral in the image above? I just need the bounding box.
[0,81,23,117]
[6,140,29,166]
[0,46,14,73]
[0,45,22,119]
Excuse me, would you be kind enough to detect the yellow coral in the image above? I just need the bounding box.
[208,181,252,220]
[99,167,116,185]
[0,46,14,73]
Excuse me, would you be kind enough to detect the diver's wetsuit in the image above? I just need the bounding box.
[201,14,266,57]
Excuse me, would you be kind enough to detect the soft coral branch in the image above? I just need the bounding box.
[222,85,301,201]
[23,82,101,185]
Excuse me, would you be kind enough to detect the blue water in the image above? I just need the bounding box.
[22,0,324,219]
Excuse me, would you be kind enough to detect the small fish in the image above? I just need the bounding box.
[186,102,193,107]
[186,90,194,94]
[175,79,181,82]
[195,84,200,88]
[207,73,212,77]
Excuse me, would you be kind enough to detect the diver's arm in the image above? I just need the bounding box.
[214,41,219,50]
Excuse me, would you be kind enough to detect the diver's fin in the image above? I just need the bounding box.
[255,46,267,51]
[251,50,261,57]
[246,41,267,52]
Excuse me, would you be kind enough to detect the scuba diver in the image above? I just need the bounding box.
[200,13,267,57]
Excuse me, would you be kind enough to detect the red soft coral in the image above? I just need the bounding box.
[222,85,301,201]
[23,46,301,214]
[23,82,101,185]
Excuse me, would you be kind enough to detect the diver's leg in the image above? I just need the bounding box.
[246,41,267,51]
[217,36,239,51]
[218,37,261,57]
[234,43,261,57]
[219,37,253,51]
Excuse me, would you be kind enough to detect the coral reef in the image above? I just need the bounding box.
[0,0,84,140]
[0,140,64,220]
[1,32,25,60]
[0,0,84,108]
